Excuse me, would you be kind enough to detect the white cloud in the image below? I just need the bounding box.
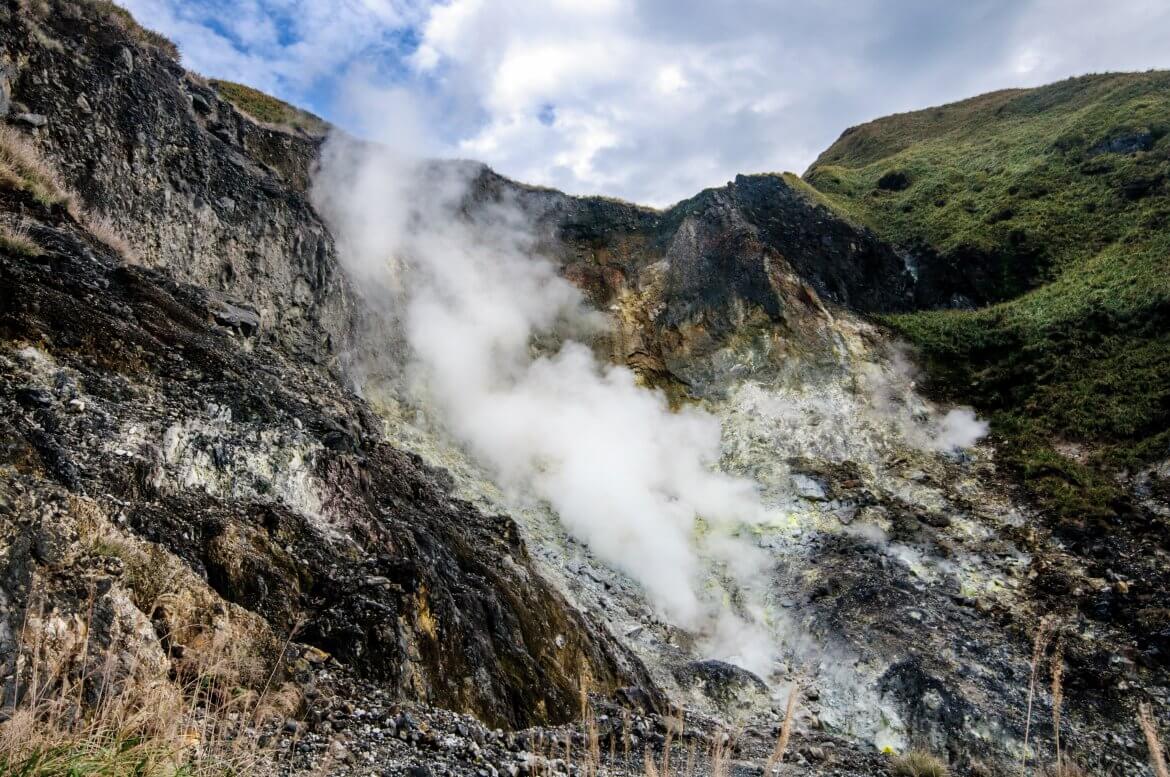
[122,0,1170,206]
[118,0,424,94]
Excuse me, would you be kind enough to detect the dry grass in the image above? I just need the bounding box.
[1139,703,1169,777]
[892,749,949,777]
[18,0,53,16]
[83,0,181,60]
[0,125,142,262]
[1050,638,1065,772]
[0,125,72,207]
[1023,617,1057,772]
[564,679,777,777]
[80,210,141,264]
[1040,762,1094,777]
[0,223,42,257]
[764,680,800,772]
[0,496,298,777]
[0,581,297,776]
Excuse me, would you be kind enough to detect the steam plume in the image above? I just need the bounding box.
[312,137,776,669]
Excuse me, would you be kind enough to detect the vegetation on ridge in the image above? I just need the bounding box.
[211,80,330,135]
[805,71,1170,525]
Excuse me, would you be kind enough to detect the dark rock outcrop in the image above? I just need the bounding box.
[0,0,351,362]
[0,194,650,727]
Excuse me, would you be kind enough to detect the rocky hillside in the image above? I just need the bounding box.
[0,0,651,742]
[1,3,1168,777]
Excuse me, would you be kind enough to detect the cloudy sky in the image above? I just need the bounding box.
[121,0,1170,206]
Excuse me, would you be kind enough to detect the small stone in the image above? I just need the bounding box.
[302,646,331,664]
[834,504,858,525]
[15,387,52,408]
[791,474,827,501]
[76,94,92,114]
[190,92,211,114]
[12,112,47,128]
[208,297,260,337]
[917,511,952,528]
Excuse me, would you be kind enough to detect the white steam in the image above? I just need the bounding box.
[312,138,776,670]
[933,407,990,452]
[865,344,989,453]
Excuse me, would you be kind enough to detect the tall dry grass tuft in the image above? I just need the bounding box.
[0,581,297,776]
[1050,637,1065,772]
[709,730,733,777]
[765,680,800,773]
[1023,616,1056,775]
[0,125,73,208]
[892,749,949,777]
[79,210,142,264]
[1040,762,1093,777]
[0,222,42,257]
[1138,703,1169,777]
[0,125,143,264]
[578,677,601,777]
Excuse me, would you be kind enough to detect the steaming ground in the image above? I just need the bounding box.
[310,136,1013,749]
[314,139,782,669]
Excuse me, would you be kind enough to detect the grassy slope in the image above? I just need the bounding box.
[210,79,330,135]
[805,72,1170,523]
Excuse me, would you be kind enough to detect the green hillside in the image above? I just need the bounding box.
[805,72,1170,524]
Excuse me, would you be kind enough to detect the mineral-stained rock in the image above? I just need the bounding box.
[0,223,651,727]
[674,660,768,708]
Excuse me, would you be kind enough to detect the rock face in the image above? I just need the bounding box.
[0,197,652,728]
[454,166,917,396]
[0,0,352,362]
[509,170,918,317]
[674,660,768,709]
[0,0,650,731]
